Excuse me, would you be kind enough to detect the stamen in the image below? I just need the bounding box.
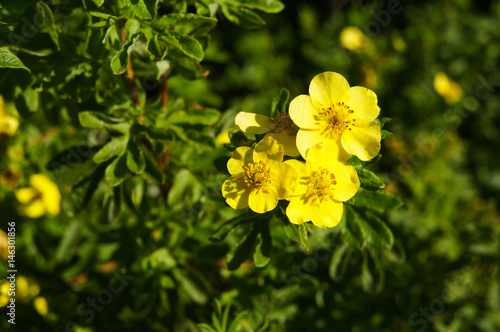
[244,161,271,189]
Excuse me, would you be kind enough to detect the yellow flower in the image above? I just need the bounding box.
[339,26,366,51]
[235,111,300,156]
[34,296,48,316]
[222,136,298,213]
[15,174,61,218]
[285,142,360,228]
[289,72,381,161]
[433,72,463,104]
[0,95,19,137]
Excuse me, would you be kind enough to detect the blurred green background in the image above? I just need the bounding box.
[1,0,500,331]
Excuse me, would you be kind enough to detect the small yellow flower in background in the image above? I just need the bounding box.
[289,71,381,161]
[34,296,49,316]
[0,281,9,307]
[285,142,360,228]
[339,26,366,51]
[17,276,29,298]
[235,111,300,156]
[215,129,231,145]
[0,95,19,137]
[434,72,463,104]
[222,136,297,213]
[15,174,61,218]
[0,229,8,260]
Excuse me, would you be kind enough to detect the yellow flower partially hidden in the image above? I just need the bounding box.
[434,72,463,104]
[235,111,299,156]
[15,174,61,218]
[339,26,366,51]
[285,142,360,228]
[290,72,381,161]
[0,95,19,137]
[222,136,297,213]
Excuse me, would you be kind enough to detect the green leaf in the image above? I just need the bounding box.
[240,0,284,13]
[111,35,139,75]
[210,214,250,242]
[46,145,99,171]
[105,154,128,186]
[270,87,290,117]
[197,324,217,332]
[167,169,194,205]
[126,140,146,174]
[36,1,60,49]
[347,154,382,168]
[220,3,266,29]
[329,243,351,281]
[143,148,165,183]
[168,109,220,125]
[0,48,30,72]
[352,190,403,212]
[341,206,365,249]
[163,31,205,62]
[79,111,131,134]
[356,168,385,191]
[92,0,106,7]
[378,117,391,127]
[296,224,310,251]
[361,250,385,294]
[93,135,129,163]
[355,209,394,249]
[147,37,168,60]
[227,223,260,270]
[160,13,218,35]
[381,130,394,139]
[127,0,152,20]
[228,311,249,332]
[253,220,272,267]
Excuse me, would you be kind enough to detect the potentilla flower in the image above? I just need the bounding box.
[285,142,360,228]
[339,26,366,51]
[235,111,300,156]
[289,72,381,161]
[0,95,19,138]
[433,72,463,104]
[15,174,61,218]
[222,136,298,213]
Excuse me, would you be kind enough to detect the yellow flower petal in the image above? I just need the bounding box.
[311,199,344,228]
[17,276,29,297]
[222,173,251,209]
[248,188,278,213]
[0,295,9,307]
[24,199,46,218]
[284,159,309,196]
[0,115,19,136]
[309,72,350,107]
[267,131,299,157]
[34,296,48,316]
[339,26,366,51]
[227,146,253,175]
[15,188,38,204]
[269,163,297,199]
[296,129,322,159]
[348,86,380,122]
[330,163,360,201]
[29,174,61,216]
[341,123,381,161]
[305,141,350,166]
[289,95,321,129]
[253,135,284,165]
[286,197,315,225]
[235,112,273,134]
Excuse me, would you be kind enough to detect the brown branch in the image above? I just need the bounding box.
[161,71,168,107]
[126,57,140,106]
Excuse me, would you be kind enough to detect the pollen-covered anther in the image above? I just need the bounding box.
[308,167,337,200]
[322,103,356,136]
[244,161,271,188]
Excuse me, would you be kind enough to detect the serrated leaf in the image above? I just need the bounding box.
[329,243,351,281]
[0,48,30,72]
[271,87,290,117]
[168,109,220,125]
[163,31,204,61]
[353,190,403,212]
[93,136,129,163]
[104,154,128,186]
[357,168,385,191]
[126,140,146,174]
[227,223,260,270]
[341,206,365,249]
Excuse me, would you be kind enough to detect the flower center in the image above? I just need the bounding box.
[322,102,356,137]
[308,167,337,200]
[271,112,297,135]
[244,161,271,189]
